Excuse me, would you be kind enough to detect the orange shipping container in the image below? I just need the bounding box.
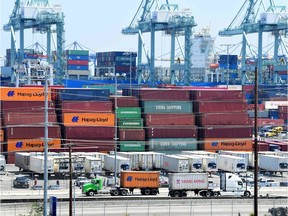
[199,138,253,151]
[7,139,61,152]
[62,113,115,126]
[0,87,51,101]
[120,171,160,188]
[0,130,3,142]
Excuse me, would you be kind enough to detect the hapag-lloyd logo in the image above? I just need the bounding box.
[72,116,79,122]
[15,142,23,148]
[71,115,109,123]
[7,91,15,97]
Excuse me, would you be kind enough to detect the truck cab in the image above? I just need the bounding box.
[82,178,104,196]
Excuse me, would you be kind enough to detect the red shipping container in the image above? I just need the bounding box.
[250,118,285,126]
[119,129,145,141]
[67,60,89,65]
[145,114,195,126]
[6,152,15,164]
[2,112,57,125]
[59,101,113,113]
[279,113,288,120]
[22,85,64,101]
[1,101,55,113]
[199,125,252,138]
[132,88,191,101]
[63,126,115,139]
[194,101,247,113]
[110,96,139,107]
[197,112,251,125]
[5,125,61,139]
[256,142,269,151]
[190,90,245,101]
[146,126,197,138]
[269,97,288,101]
[247,104,265,111]
[278,106,288,113]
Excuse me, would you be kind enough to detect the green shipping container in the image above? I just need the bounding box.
[147,138,198,151]
[83,85,115,94]
[66,50,89,55]
[118,118,143,129]
[142,101,193,113]
[119,141,145,152]
[116,107,141,119]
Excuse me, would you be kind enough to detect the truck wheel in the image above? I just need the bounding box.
[275,207,286,216]
[213,192,219,197]
[205,191,211,197]
[113,190,119,196]
[173,191,180,198]
[121,190,128,196]
[151,189,158,195]
[88,190,94,196]
[144,189,150,195]
[244,191,251,197]
[181,191,187,197]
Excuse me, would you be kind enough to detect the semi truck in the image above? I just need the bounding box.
[168,172,253,198]
[217,154,247,173]
[259,154,288,176]
[82,171,160,196]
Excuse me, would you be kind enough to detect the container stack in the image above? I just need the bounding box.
[0,87,61,163]
[66,50,90,80]
[130,88,197,152]
[193,90,253,152]
[56,88,115,153]
[96,51,136,78]
[278,106,288,124]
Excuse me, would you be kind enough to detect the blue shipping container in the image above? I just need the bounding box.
[67,65,89,70]
[57,88,110,101]
[67,54,89,61]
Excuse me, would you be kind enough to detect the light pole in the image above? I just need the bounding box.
[113,72,119,186]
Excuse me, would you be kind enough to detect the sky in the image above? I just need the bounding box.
[0,0,287,66]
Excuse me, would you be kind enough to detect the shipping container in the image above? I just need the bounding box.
[132,88,191,101]
[104,155,130,173]
[0,87,51,101]
[181,154,203,172]
[66,50,89,55]
[162,155,189,173]
[118,118,143,129]
[62,113,115,126]
[1,101,55,113]
[7,139,61,152]
[259,154,288,173]
[5,125,61,139]
[190,90,245,101]
[250,118,285,127]
[146,126,197,139]
[0,130,3,142]
[84,157,102,174]
[15,152,43,171]
[83,85,116,95]
[145,113,195,126]
[117,152,140,170]
[119,141,145,152]
[247,110,269,118]
[147,138,198,151]
[169,173,209,190]
[197,112,250,125]
[116,107,141,119]
[67,60,89,65]
[2,112,57,125]
[110,95,139,107]
[142,101,193,114]
[120,171,160,188]
[198,125,252,138]
[194,101,247,113]
[219,151,253,168]
[137,152,153,170]
[63,126,115,139]
[59,101,113,113]
[199,138,253,151]
[119,129,145,141]
[67,54,89,61]
[67,65,89,70]
[57,88,110,101]
[217,155,247,173]
[30,155,54,174]
[265,101,288,110]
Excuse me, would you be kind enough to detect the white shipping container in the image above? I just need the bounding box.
[217,155,247,173]
[117,152,139,170]
[181,155,203,172]
[137,152,153,170]
[187,155,218,172]
[53,156,70,173]
[259,154,288,172]
[104,155,130,173]
[219,151,252,168]
[169,173,209,190]
[84,157,102,174]
[182,150,218,158]
[30,156,54,174]
[162,155,189,173]
[264,101,288,109]
[151,152,164,169]
[15,152,32,171]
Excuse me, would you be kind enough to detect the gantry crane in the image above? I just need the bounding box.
[122,0,197,86]
[218,0,288,85]
[3,0,65,85]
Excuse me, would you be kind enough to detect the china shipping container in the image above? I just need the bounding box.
[141,101,193,114]
[198,125,252,138]
[63,126,115,139]
[5,125,61,139]
[196,112,250,125]
[120,171,160,188]
[194,101,247,113]
[57,88,110,101]
[147,138,198,151]
[190,90,245,101]
[2,112,57,125]
[199,138,253,151]
[145,113,195,126]
[110,95,139,107]
[1,101,55,113]
[62,113,115,126]
[119,129,145,141]
[59,101,113,113]
[146,126,197,139]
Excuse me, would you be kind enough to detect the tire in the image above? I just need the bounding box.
[144,189,150,195]
[121,190,128,196]
[151,189,158,195]
[112,190,119,196]
[205,191,211,198]
[88,190,94,196]
[275,207,286,216]
[213,192,219,197]
[244,191,251,197]
[181,191,187,197]
[174,191,180,198]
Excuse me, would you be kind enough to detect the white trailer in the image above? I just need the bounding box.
[117,152,139,170]
[162,155,189,173]
[259,154,288,175]
[104,155,130,174]
[137,152,153,170]
[71,155,86,174]
[219,150,253,168]
[29,156,54,174]
[182,150,218,158]
[188,155,218,173]
[181,154,203,172]
[217,155,247,173]
[53,156,70,173]
[151,152,164,169]
[84,157,102,174]
[0,155,6,172]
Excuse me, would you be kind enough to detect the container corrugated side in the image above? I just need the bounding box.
[146,126,197,138]
[59,101,113,113]
[132,89,191,101]
[198,125,252,138]
[110,96,139,107]
[197,112,250,125]
[57,88,110,101]
[120,171,160,188]
[2,112,57,125]
[194,101,247,113]
[62,113,115,126]
[119,141,145,152]
[63,126,115,139]
[190,90,245,101]
[1,101,55,112]
[169,173,209,190]
[147,138,198,151]
[116,107,141,119]
[199,138,253,151]
[119,129,145,141]
[145,114,195,126]
[118,118,143,129]
[142,101,193,114]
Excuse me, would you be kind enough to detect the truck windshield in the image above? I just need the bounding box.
[279,163,288,169]
[208,163,216,169]
[236,163,245,169]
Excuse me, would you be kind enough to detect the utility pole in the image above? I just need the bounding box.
[114,73,118,186]
[69,144,73,216]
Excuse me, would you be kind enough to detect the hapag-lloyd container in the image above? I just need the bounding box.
[62,113,115,126]
[190,90,245,101]
[63,126,115,139]
[198,125,252,138]
[147,138,198,151]
[131,88,191,101]
[120,171,160,188]
[194,101,247,113]
[0,130,4,142]
[110,95,139,107]
[57,88,110,101]
[116,107,141,119]
[146,126,197,138]
[3,112,58,125]
[0,87,51,101]
[1,101,55,112]
[199,138,253,151]
[142,101,193,114]
[5,125,61,139]
[197,112,250,125]
[119,129,145,141]
[59,101,113,113]
[6,138,61,151]
[145,114,195,126]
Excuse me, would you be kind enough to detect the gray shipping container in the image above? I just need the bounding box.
[148,138,198,151]
[142,101,193,113]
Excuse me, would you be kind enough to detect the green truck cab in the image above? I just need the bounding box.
[82,178,104,196]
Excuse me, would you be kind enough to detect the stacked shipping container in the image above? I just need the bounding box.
[66,50,90,79]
